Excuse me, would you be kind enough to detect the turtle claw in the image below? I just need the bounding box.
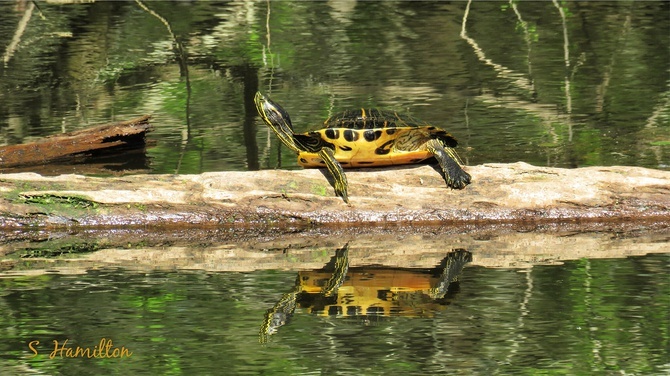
[335,184,349,204]
[448,169,472,190]
[426,139,471,191]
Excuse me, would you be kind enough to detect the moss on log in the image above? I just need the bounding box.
[0,162,668,231]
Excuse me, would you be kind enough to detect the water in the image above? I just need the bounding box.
[0,1,668,173]
[1,1,669,374]
[1,249,668,375]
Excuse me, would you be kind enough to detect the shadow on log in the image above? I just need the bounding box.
[0,115,152,174]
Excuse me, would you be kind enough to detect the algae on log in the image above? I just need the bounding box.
[0,115,152,170]
[0,162,668,230]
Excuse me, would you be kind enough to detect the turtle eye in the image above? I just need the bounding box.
[263,101,279,115]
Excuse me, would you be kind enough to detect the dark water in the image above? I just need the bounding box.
[1,251,668,375]
[0,1,668,173]
[1,2,669,375]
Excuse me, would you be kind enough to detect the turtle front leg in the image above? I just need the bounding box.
[321,244,350,297]
[317,147,349,203]
[425,139,471,190]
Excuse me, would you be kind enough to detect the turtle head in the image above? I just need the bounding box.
[254,92,294,129]
[255,92,302,153]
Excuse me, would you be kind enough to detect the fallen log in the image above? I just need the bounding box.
[0,147,151,176]
[0,162,668,231]
[0,115,152,170]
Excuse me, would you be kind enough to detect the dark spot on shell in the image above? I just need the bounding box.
[357,161,375,165]
[325,129,339,139]
[339,145,352,151]
[300,158,308,163]
[375,140,394,155]
[343,129,359,142]
[364,130,382,142]
[319,160,326,165]
[386,129,396,135]
[441,135,458,148]
[426,126,436,131]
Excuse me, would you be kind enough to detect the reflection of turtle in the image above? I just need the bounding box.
[259,246,471,343]
[255,92,471,203]
[259,244,350,343]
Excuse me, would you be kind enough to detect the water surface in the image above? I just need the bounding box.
[1,2,669,375]
[1,250,668,375]
[0,1,668,173]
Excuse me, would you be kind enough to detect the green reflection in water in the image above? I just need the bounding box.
[0,1,667,174]
[0,252,668,375]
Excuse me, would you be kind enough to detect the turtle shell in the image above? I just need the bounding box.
[324,109,422,130]
[295,109,459,168]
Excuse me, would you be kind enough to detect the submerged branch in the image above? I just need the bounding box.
[460,0,535,96]
[3,1,35,67]
[509,0,536,97]
[645,86,670,129]
[553,0,572,118]
[135,0,192,172]
[595,13,633,114]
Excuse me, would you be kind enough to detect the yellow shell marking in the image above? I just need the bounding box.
[297,127,436,168]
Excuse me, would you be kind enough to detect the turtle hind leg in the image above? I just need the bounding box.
[425,139,471,189]
[428,249,472,299]
[318,147,349,203]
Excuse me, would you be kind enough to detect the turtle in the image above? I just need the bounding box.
[254,92,471,203]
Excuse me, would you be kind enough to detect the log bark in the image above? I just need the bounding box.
[0,162,668,231]
[0,115,152,170]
